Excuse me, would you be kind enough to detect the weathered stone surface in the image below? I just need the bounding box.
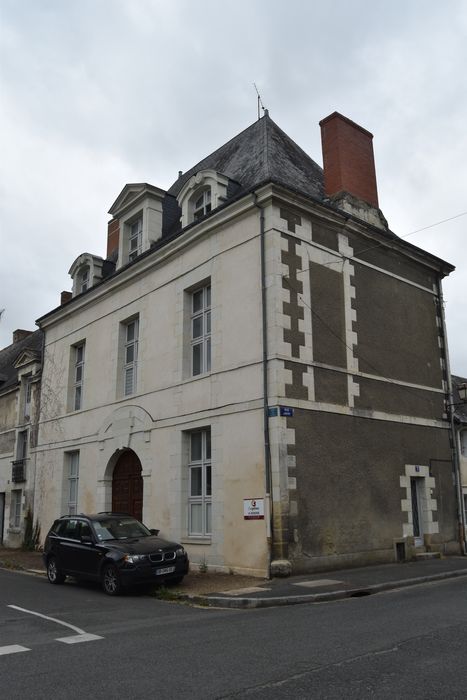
[271,559,292,577]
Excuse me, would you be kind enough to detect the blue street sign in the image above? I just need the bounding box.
[280,406,294,417]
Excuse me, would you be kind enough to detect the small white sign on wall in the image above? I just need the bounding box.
[243,498,264,520]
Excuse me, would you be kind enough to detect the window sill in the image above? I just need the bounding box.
[180,537,211,546]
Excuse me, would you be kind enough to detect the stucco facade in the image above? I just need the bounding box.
[35,203,270,575]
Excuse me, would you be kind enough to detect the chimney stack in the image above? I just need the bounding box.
[60,291,72,305]
[107,218,120,260]
[13,329,33,344]
[319,112,379,208]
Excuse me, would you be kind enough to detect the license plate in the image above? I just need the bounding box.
[156,566,176,576]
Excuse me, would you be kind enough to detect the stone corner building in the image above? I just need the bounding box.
[32,111,462,575]
[0,329,43,547]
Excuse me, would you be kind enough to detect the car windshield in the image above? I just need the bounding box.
[92,517,151,542]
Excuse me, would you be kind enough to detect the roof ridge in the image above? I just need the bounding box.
[169,116,268,195]
[263,113,271,179]
[266,114,323,173]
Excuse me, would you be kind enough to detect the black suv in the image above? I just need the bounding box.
[43,513,189,595]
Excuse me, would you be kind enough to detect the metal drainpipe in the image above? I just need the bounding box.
[31,325,45,538]
[437,278,466,555]
[253,192,273,578]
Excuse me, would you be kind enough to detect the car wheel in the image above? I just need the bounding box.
[47,556,66,585]
[102,563,123,596]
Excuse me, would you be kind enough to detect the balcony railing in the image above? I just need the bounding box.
[11,459,26,483]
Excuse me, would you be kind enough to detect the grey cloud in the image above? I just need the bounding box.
[0,0,466,373]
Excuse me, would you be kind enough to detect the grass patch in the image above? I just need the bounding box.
[0,559,23,571]
[152,585,181,601]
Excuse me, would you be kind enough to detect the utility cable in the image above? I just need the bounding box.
[295,210,467,276]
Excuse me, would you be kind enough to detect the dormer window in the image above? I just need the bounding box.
[108,184,166,270]
[193,189,212,221]
[69,254,104,297]
[177,170,229,228]
[128,218,143,261]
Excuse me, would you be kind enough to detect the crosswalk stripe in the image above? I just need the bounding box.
[0,645,30,656]
[56,633,103,644]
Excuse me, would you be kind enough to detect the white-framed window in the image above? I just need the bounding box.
[23,376,32,418]
[16,430,28,461]
[188,429,212,536]
[193,189,212,221]
[176,170,229,228]
[124,318,139,395]
[67,452,80,515]
[11,489,22,528]
[191,285,211,376]
[129,218,143,262]
[78,266,90,293]
[73,343,85,411]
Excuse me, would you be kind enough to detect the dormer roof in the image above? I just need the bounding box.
[13,349,41,369]
[0,329,43,392]
[108,183,167,218]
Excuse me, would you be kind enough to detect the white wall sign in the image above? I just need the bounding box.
[243,498,264,520]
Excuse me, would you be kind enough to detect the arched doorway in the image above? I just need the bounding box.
[112,450,143,521]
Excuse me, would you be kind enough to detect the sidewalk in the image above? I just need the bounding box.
[185,556,467,608]
[1,548,466,608]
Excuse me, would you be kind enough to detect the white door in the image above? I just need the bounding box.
[0,493,5,544]
[410,477,424,546]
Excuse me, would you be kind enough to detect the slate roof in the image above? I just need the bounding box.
[0,330,43,393]
[160,113,324,238]
[452,374,467,424]
[168,112,324,201]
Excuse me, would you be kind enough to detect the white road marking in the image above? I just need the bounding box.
[7,605,103,643]
[292,578,343,588]
[56,633,103,644]
[0,645,30,656]
[8,605,86,634]
[220,586,271,596]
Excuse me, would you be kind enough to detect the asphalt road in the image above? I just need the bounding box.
[0,569,466,699]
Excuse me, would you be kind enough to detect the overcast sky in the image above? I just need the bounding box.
[1,0,466,375]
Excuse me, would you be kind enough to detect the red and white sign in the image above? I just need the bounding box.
[243,498,264,520]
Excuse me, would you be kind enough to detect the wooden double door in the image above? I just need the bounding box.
[112,451,143,521]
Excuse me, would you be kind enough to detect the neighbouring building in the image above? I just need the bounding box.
[0,329,43,546]
[452,375,467,539]
[33,111,462,575]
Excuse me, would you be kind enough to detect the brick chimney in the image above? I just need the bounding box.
[13,329,33,344]
[319,112,379,208]
[60,291,72,305]
[107,218,120,260]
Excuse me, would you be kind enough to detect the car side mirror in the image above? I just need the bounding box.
[150,528,160,536]
[81,535,94,544]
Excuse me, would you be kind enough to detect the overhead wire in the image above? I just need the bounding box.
[294,210,467,276]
